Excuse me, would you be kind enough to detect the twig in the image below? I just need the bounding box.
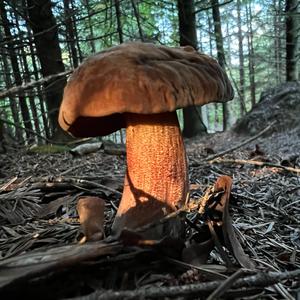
[194,0,233,14]
[85,269,300,299]
[0,70,72,98]
[22,176,122,197]
[210,158,300,174]
[60,163,90,176]
[274,283,295,300]
[0,117,53,144]
[166,257,228,280]
[0,176,18,192]
[59,178,122,196]
[206,268,247,300]
[192,122,275,165]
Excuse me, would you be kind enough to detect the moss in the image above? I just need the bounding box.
[28,144,70,154]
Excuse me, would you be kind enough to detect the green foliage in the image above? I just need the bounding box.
[0,0,298,142]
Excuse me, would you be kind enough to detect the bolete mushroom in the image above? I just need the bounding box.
[58,42,234,237]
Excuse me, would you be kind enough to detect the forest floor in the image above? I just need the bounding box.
[0,82,299,299]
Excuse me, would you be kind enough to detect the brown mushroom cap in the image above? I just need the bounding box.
[59,42,234,137]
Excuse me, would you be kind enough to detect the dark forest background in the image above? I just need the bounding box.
[0,0,299,146]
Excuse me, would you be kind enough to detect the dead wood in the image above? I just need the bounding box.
[165,257,228,280]
[210,158,300,174]
[30,176,122,196]
[206,268,248,300]
[0,70,72,99]
[190,122,274,165]
[70,142,103,156]
[0,240,122,290]
[76,269,300,299]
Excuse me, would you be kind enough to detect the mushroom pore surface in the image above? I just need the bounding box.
[112,111,188,236]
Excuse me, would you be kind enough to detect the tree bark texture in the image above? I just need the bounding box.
[0,28,24,143]
[246,1,256,108]
[0,1,33,142]
[237,0,246,116]
[114,0,123,43]
[285,0,299,81]
[26,0,67,137]
[210,0,229,131]
[63,0,79,68]
[177,0,207,137]
[25,17,51,139]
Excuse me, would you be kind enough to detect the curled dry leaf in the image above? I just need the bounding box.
[213,176,256,270]
[76,196,105,243]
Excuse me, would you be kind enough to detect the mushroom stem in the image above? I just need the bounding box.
[112,111,188,237]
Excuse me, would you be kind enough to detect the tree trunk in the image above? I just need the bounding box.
[83,0,96,53]
[210,0,229,131]
[114,0,123,43]
[131,0,144,41]
[237,0,246,116]
[177,0,207,137]
[26,0,67,139]
[14,6,42,143]
[63,0,79,68]
[285,0,299,81]
[0,30,23,143]
[25,17,51,140]
[273,0,282,84]
[207,10,218,132]
[0,1,33,143]
[246,2,256,108]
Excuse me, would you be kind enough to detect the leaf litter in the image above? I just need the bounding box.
[0,122,299,299]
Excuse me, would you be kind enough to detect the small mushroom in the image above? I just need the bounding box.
[76,196,105,242]
[59,42,234,237]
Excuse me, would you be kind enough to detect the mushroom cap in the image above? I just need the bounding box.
[59,42,234,137]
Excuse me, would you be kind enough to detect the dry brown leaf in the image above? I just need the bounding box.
[213,176,256,269]
[77,196,105,243]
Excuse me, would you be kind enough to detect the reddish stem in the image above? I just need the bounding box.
[112,112,188,236]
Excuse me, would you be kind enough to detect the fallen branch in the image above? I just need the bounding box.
[206,268,248,300]
[30,177,122,197]
[191,122,275,166]
[0,117,52,144]
[165,257,228,280]
[0,70,72,98]
[85,269,300,299]
[0,241,122,290]
[210,158,300,174]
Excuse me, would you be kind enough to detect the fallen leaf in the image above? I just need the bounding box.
[213,176,256,269]
[77,196,105,242]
